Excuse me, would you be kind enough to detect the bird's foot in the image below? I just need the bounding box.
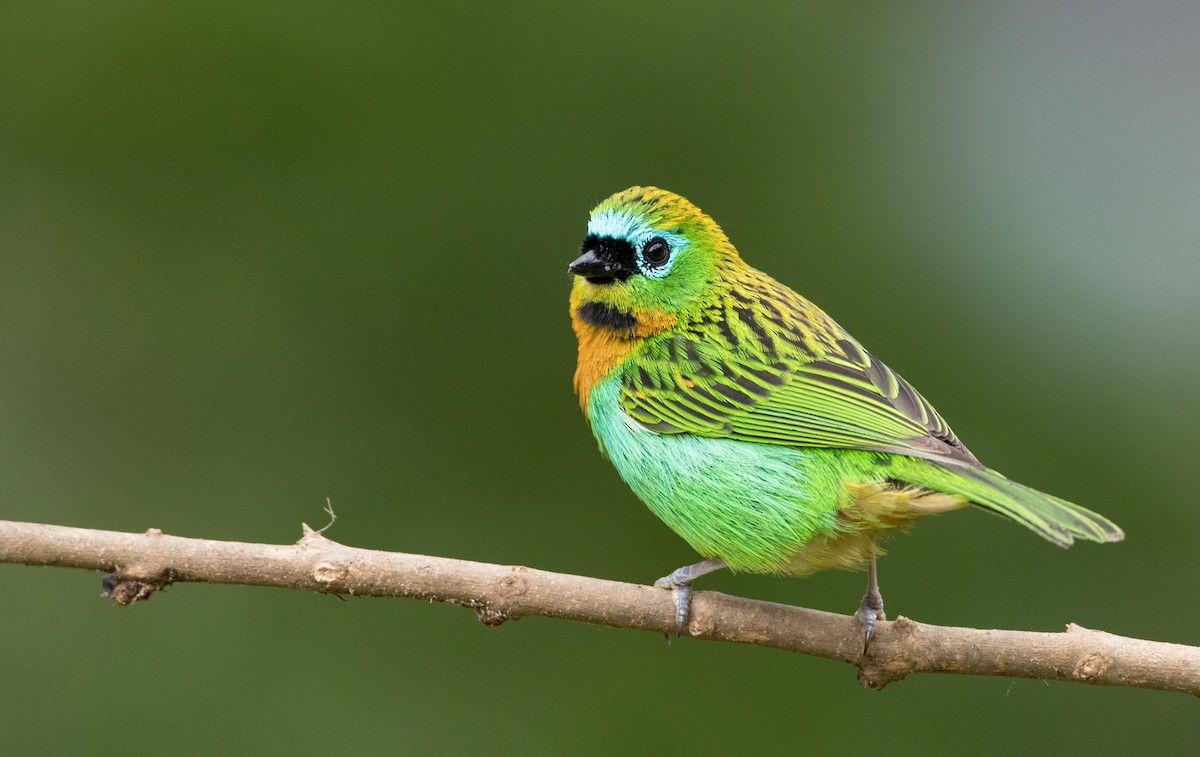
[653,577,693,641]
[854,587,886,653]
[653,558,726,641]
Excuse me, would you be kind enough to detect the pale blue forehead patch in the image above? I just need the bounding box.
[587,207,643,241]
[587,207,689,279]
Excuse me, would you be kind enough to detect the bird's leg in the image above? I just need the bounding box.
[855,554,886,653]
[654,558,727,638]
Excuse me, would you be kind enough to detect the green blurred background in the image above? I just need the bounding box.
[2,1,1197,753]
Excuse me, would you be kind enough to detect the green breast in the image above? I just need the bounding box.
[587,373,847,572]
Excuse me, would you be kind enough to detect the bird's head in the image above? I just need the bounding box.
[568,187,739,336]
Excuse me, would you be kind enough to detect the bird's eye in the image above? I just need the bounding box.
[643,237,670,267]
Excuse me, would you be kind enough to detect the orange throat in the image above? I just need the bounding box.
[570,294,676,413]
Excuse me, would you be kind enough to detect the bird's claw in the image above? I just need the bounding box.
[652,559,726,644]
[854,590,886,654]
[653,576,693,641]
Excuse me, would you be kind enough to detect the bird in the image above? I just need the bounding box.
[567,186,1123,649]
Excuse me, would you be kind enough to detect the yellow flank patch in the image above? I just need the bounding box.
[782,530,880,576]
[780,484,967,576]
[845,481,968,528]
[571,291,676,411]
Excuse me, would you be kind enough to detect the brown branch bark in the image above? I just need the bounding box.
[0,518,1195,695]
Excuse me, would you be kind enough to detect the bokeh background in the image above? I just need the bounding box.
[2,1,1197,753]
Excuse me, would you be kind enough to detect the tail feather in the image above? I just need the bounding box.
[890,458,1124,547]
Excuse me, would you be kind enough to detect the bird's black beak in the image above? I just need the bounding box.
[568,235,636,284]
[568,249,627,280]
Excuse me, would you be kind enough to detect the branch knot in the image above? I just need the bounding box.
[312,561,349,586]
[1072,651,1113,681]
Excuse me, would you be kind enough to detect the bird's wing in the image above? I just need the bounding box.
[619,327,981,467]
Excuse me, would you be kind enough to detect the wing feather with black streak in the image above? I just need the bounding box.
[618,271,981,467]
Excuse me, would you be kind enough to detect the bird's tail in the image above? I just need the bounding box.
[888,457,1124,547]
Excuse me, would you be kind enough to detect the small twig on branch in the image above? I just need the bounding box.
[0,518,1195,694]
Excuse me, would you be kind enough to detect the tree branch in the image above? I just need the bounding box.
[0,518,1195,694]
